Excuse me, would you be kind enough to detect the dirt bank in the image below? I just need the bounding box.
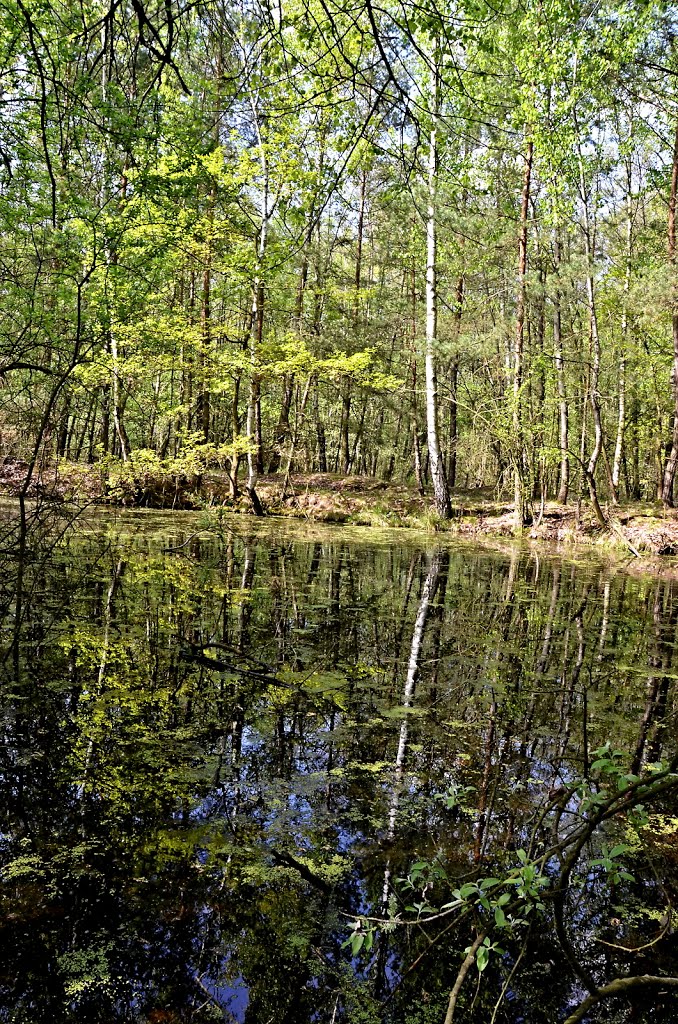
[3,458,678,559]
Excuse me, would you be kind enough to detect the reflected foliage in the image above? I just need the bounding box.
[0,511,677,1022]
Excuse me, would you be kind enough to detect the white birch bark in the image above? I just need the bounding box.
[246,95,274,510]
[425,51,451,519]
[381,552,441,906]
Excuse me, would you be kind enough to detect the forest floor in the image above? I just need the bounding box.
[3,458,678,560]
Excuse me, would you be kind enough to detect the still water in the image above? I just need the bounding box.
[1,511,677,1023]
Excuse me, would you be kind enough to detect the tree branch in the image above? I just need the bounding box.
[563,975,678,1024]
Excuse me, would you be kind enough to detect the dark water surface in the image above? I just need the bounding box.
[1,510,677,1023]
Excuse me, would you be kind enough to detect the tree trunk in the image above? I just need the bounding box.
[269,376,294,473]
[246,273,265,514]
[553,235,569,503]
[380,550,444,908]
[339,389,351,475]
[110,327,129,461]
[424,58,451,519]
[613,170,632,496]
[198,253,211,441]
[245,99,270,515]
[349,396,367,472]
[283,374,314,483]
[513,137,533,530]
[447,273,464,488]
[313,380,327,472]
[662,122,678,505]
[578,137,613,512]
[339,172,367,477]
[99,382,110,455]
[532,256,546,499]
[409,262,425,494]
[270,245,310,473]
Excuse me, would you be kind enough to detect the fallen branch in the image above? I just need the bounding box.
[609,519,640,558]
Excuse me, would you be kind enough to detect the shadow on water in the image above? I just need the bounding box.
[0,506,677,1023]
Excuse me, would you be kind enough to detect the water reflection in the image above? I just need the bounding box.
[0,514,677,1023]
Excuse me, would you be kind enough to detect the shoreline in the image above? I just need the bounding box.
[3,460,678,574]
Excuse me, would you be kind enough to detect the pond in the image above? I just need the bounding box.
[0,509,677,1023]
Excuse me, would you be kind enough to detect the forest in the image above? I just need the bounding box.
[3,0,678,529]
[3,5,678,1022]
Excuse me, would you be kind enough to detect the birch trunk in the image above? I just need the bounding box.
[246,98,272,515]
[513,137,533,530]
[425,58,451,519]
[380,551,443,906]
[410,262,425,494]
